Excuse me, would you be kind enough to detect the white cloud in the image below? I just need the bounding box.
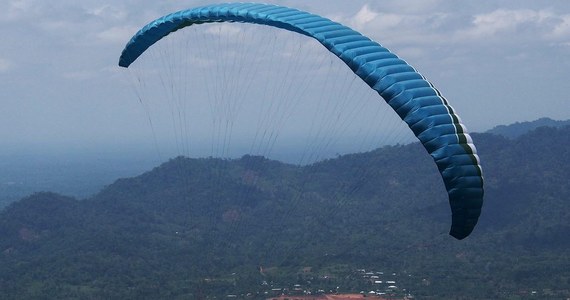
[460,9,557,40]
[341,5,570,51]
[87,4,127,21]
[97,26,139,44]
[351,5,379,30]
[479,9,543,34]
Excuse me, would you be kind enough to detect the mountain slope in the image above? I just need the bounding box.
[0,126,569,299]
[486,117,570,139]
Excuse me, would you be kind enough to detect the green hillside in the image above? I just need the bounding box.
[1,126,569,299]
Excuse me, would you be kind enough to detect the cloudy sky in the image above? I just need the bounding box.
[1,0,569,157]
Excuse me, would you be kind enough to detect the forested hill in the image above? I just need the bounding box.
[0,126,569,299]
[486,117,570,139]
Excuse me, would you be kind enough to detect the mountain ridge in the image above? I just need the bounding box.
[0,125,569,299]
[486,117,570,138]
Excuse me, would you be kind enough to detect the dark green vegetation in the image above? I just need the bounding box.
[1,125,569,299]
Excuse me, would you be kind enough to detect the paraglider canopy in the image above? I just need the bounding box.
[119,2,483,239]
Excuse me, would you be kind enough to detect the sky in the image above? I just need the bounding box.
[1,0,569,158]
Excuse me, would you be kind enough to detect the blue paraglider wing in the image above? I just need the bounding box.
[118,2,483,239]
